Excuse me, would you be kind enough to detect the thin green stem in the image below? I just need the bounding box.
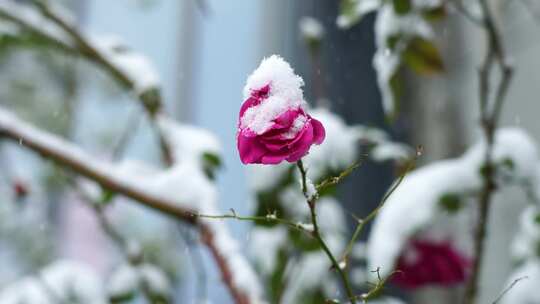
[296,160,357,304]
[340,160,413,263]
[198,212,312,234]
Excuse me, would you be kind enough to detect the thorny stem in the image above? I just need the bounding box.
[316,162,362,192]
[463,1,514,304]
[198,211,314,234]
[296,160,357,304]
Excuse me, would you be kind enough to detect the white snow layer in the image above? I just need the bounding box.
[246,162,291,192]
[369,297,408,304]
[249,226,288,274]
[108,263,171,299]
[0,2,159,96]
[336,0,381,29]
[0,260,106,304]
[372,4,433,116]
[0,108,264,303]
[373,49,400,116]
[299,16,325,40]
[374,4,433,50]
[157,115,221,165]
[241,55,307,134]
[114,118,265,303]
[303,108,360,180]
[371,141,413,162]
[511,205,540,263]
[367,128,540,278]
[0,1,74,47]
[500,259,540,304]
[91,35,160,95]
[277,197,347,303]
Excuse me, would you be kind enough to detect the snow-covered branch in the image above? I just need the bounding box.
[0,107,197,222]
[0,0,173,163]
[0,107,263,304]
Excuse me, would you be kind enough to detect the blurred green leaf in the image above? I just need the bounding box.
[500,157,515,171]
[392,0,411,15]
[402,37,444,75]
[338,0,361,28]
[439,193,462,214]
[202,152,222,179]
[422,6,447,21]
[385,69,403,122]
[534,212,540,225]
[100,188,116,205]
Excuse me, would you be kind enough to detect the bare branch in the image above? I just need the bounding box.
[491,276,528,304]
[464,1,514,303]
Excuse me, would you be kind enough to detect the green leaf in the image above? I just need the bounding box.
[500,157,515,171]
[439,193,462,214]
[340,0,359,19]
[100,188,116,205]
[534,212,540,225]
[392,0,411,15]
[202,152,222,179]
[402,37,444,75]
[422,6,447,21]
[384,69,403,122]
[338,0,362,29]
[387,35,400,50]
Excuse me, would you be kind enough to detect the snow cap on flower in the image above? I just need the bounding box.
[242,55,304,104]
[240,55,306,134]
[237,55,325,165]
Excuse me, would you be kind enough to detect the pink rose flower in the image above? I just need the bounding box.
[391,239,471,289]
[237,55,325,165]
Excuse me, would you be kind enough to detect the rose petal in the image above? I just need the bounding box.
[310,116,326,145]
[285,123,315,162]
[237,131,267,164]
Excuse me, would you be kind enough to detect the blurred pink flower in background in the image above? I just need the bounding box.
[391,239,471,289]
[237,55,325,165]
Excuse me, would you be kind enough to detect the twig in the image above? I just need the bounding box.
[111,108,142,161]
[316,162,362,192]
[357,268,397,303]
[297,160,357,304]
[339,159,413,264]
[178,227,209,304]
[0,2,76,54]
[198,211,314,234]
[463,1,514,303]
[491,276,528,304]
[69,178,131,254]
[448,0,484,26]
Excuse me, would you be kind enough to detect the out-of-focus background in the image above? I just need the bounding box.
[1,0,540,303]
